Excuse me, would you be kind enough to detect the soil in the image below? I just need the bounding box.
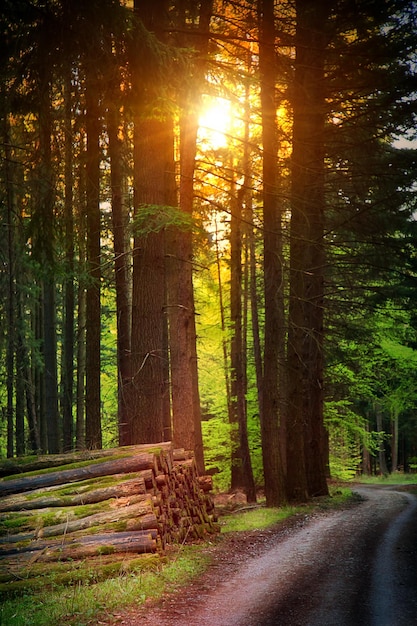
[100,484,417,626]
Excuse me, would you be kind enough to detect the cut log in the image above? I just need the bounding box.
[0,475,148,512]
[0,442,218,596]
[0,529,159,559]
[0,443,174,478]
[0,454,159,497]
[198,475,213,493]
[0,497,155,544]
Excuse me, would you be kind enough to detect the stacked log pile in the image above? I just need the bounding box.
[0,443,217,596]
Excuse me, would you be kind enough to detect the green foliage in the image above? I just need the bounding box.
[132,204,194,236]
[202,417,231,491]
[221,506,298,533]
[325,399,381,480]
[100,286,119,450]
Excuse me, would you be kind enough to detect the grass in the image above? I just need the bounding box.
[220,505,299,533]
[356,472,417,495]
[357,472,417,485]
[0,548,208,626]
[0,484,354,626]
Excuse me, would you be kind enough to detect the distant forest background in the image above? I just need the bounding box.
[1,0,417,505]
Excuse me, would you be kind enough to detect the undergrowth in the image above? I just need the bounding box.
[0,484,353,626]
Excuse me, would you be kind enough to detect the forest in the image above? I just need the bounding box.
[1,0,417,506]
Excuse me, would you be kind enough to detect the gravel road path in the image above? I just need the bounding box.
[110,485,417,625]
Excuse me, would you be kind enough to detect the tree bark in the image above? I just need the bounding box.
[168,0,213,475]
[287,0,329,500]
[258,0,286,506]
[85,64,102,450]
[125,0,178,445]
[0,476,149,512]
[0,454,159,497]
[62,69,75,452]
[38,72,60,454]
[1,532,157,561]
[76,144,87,450]
[107,58,132,447]
[375,402,388,475]
[3,111,15,458]
[230,185,256,502]
[128,116,169,444]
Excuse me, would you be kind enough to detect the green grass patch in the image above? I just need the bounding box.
[357,472,417,486]
[220,505,298,533]
[356,473,417,496]
[219,485,354,533]
[0,547,209,626]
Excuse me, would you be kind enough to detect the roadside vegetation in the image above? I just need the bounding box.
[1,484,358,626]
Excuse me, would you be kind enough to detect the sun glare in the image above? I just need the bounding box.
[198,96,232,149]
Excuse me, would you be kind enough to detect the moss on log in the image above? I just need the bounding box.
[0,443,218,597]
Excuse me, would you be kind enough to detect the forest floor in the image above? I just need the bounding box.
[100,484,417,626]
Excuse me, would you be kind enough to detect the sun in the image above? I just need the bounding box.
[198,96,232,150]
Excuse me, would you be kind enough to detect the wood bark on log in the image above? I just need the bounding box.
[0,531,157,561]
[0,497,155,544]
[0,454,159,496]
[0,443,218,596]
[0,475,149,512]
[0,443,174,478]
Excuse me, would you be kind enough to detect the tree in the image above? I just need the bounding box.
[2,99,16,458]
[123,0,174,444]
[62,65,75,452]
[106,35,132,448]
[258,0,287,505]
[36,34,60,454]
[167,0,213,471]
[84,57,103,450]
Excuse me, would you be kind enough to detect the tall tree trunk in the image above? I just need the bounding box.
[125,0,183,445]
[76,283,87,450]
[15,320,25,455]
[19,303,40,453]
[229,175,242,487]
[391,408,399,472]
[230,185,244,488]
[375,402,388,475]
[127,114,169,444]
[107,60,132,447]
[85,68,102,450]
[301,2,329,499]
[229,69,256,501]
[167,116,199,454]
[362,419,372,475]
[39,73,60,454]
[43,280,60,453]
[76,133,87,450]
[215,220,232,416]
[287,0,329,500]
[249,220,263,426]
[34,300,47,453]
[230,185,256,502]
[4,111,15,458]
[62,70,75,452]
[258,0,286,506]
[169,104,203,467]
[166,0,213,472]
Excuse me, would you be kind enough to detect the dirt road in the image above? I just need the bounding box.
[113,485,417,625]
